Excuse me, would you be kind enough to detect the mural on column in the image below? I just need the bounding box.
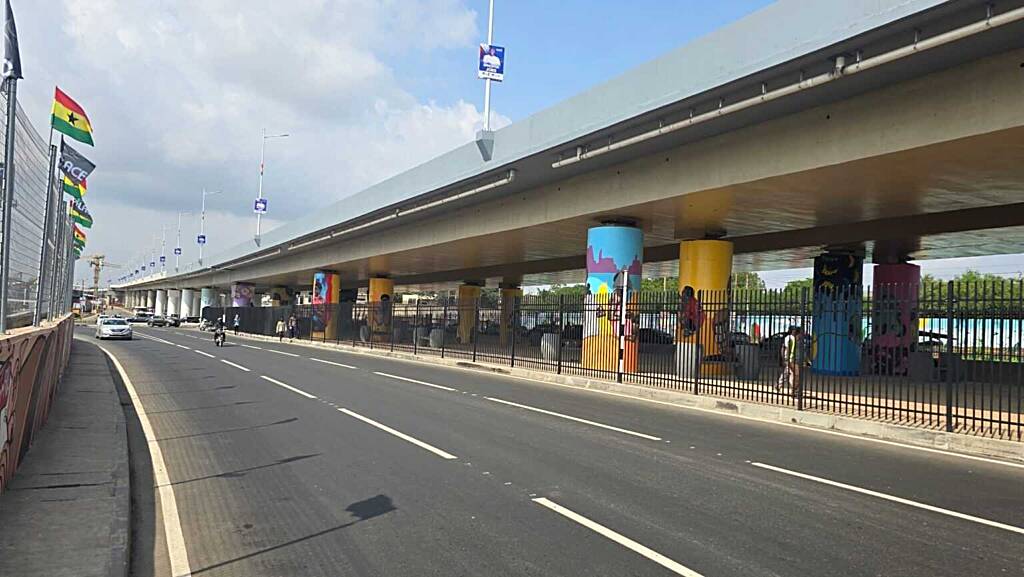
[811,252,863,375]
[582,225,642,372]
[312,272,339,341]
[870,263,921,376]
[231,283,254,307]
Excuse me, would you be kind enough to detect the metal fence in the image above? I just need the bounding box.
[204,280,1023,441]
[0,82,75,329]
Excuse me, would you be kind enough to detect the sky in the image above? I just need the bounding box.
[8,0,1019,287]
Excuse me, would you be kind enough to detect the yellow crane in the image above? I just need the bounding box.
[84,254,122,310]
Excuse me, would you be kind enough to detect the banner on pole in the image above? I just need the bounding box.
[477,43,504,82]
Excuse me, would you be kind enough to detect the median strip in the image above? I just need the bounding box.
[751,462,1024,535]
[486,397,662,441]
[260,375,317,399]
[336,407,457,460]
[373,372,456,392]
[220,359,251,372]
[532,497,703,576]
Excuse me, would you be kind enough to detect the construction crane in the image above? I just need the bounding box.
[84,255,122,311]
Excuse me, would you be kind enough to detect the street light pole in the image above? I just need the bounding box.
[160,225,166,272]
[199,189,221,266]
[255,128,289,246]
[483,0,495,131]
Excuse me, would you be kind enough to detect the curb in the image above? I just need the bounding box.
[205,328,1024,464]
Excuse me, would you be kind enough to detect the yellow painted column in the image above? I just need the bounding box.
[457,284,481,344]
[499,285,522,346]
[677,240,733,355]
[312,272,340,340]
[368,277,394,342]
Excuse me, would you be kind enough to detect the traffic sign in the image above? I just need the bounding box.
[254,198,268,214]
[159,255,166,263]
[174,247,182,255]
[197,234,206,245]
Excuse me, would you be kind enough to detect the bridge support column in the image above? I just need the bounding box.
[200,288,217,316]
[368,277,394,343]
[192,290,201,318]
[154,290,168,317]
[869,262,921,376]
[146,290,155,309]
[811,252,863,375]
[456,284,483,345]
[167,289,181,318]
[312,272,340,341]
[499,281,522,347]
[231,283,254,307]
[678,240,733,358]
[583,224,643,372]
[180,288,194,319]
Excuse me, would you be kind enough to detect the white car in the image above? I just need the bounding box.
[95,318,133,340]
[96,314,110,325]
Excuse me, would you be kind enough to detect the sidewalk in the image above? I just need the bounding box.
[0,337,130,577]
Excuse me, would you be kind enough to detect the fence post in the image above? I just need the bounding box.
[413,299,421,355]
[556,295,564,374]
[798,286,808,411]
[441,299,448,359]
[510,295,518,368]
[945,280,955,432]
[694,290,702,396]
[472,297,480,362]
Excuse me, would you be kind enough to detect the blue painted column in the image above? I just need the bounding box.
[811,252,863,375]
[582,224,643,372]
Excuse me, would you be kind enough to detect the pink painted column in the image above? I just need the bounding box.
[870,263,921,375]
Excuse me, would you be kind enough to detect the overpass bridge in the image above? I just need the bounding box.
[118,0,1024,316]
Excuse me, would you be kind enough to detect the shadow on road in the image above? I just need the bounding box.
[168,453,321,487]
[153,417,299,441]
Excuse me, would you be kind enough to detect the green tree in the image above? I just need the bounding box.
[731,272,766,291]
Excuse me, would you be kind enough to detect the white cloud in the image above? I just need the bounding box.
[9,0,499,281]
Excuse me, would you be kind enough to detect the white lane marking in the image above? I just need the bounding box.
[95,344,193,577]
[260,375,317,399]
[486,397,661,441]
[310,357,358,369]
[194,350,216,359]
[266,349,300,357]
[484,371,1024,470]
[220,359,251,372]
[135,332,175,345]
[373,371,456,392]
[174,344,190,350]
[240,344,263,350]
[532,497,703,577]
[337,407,457,460]
[751,462,1024,535]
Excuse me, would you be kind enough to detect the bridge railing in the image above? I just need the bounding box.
[203,279,1023,441]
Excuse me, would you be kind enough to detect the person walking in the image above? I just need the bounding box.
[287,314,297,341]
[776,325,803,395]
[275,318,286,341]
[232,313,241,335]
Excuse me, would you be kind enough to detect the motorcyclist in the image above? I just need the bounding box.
[213,318,226,345]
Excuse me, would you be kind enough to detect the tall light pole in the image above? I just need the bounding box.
[175,210,191,272]
[482,0,495,132]
[199,188,222,266]
[160,225,167,272]
[255,128,289,246]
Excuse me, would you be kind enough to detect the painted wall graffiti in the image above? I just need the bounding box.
[811,252,863,376]
[0,317,74,494]
[582,225,642,372]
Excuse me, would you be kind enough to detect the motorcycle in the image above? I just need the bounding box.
[213,327,226,347]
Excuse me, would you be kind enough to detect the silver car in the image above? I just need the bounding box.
[96,318,133,340]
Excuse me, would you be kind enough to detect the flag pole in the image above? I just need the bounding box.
[0,75,18,332]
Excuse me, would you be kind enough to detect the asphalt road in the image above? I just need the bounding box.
[89,325,1024,577]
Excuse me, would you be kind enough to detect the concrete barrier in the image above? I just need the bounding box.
[0,316,74,494]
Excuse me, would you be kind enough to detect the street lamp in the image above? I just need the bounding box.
[175,210,192,272]
[255,128,289,246]
[199,189,222,266]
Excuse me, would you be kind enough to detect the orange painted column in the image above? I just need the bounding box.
[368,277,394,342]
[457,284,482,345]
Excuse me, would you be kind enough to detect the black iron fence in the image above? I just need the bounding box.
[204,280,1023,441]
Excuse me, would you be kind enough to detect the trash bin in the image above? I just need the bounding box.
[734,343,761,380]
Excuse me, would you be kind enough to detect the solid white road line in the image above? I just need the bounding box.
[310,357,358,369]
[337,407,458,460]
[220,359,251,372]
[373,371,456,392]
[532,497,703,577]
[96,344,193,577]
[260,375,317,399]
[175,344,190,350]
[194,350,216,359]
[266,349,300,357]
[240,344,263,350]
[751,462,1024,535]
[486,397,662,441]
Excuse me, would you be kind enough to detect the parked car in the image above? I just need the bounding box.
[129,311,151,323]
[635,327,674,345]
[147,315,169,327]
[166,314,182,327]
[95,318,132,340]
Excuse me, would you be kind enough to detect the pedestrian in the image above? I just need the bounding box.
[776,325,803,395]
[275,318,286,341]
[233,313,240,336]
[287,314,297,341]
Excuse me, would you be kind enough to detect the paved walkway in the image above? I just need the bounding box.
[0,337,130,577]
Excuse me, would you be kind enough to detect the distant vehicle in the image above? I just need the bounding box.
[96,314,110,325]
[167,314,182,327]
[147,315,169,327]
[129,311,152,323]
[95,318,132,340]
[636,328,674,345]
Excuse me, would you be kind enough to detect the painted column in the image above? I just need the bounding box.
[499,283,522,347]
[200,287,217,316]
[312,272,340,341]
[457,284,482,345]
[582,224,643,372]
[180,288,195,319]
[870,263,921,376]
[678,240,733,354]
[155,289,167,317]
[811,252,863,375]
[167,289,181,318]
[368,277,394,342]
[231,283,254,307]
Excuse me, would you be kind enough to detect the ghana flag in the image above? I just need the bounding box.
[73,224,86,245]
[70,199,93,228]
[52,87,94,146]
[62,175,86,199]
